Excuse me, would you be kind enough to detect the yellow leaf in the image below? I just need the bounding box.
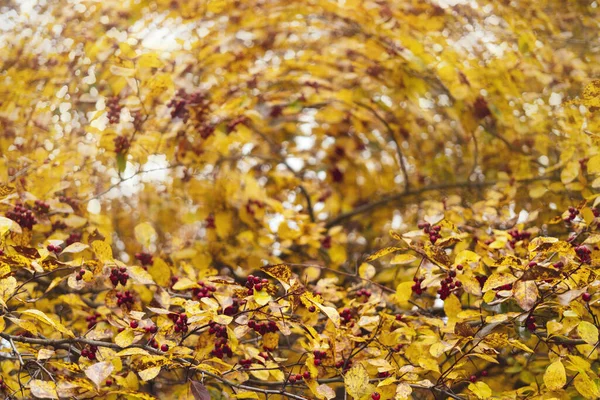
[577,321,599,345]
[316,384,336,400]
[134,222,156,248]
[61,242,89,254]
[231,392,259,399]
[561,161,579,184]
[482,273,518,293]
[0,183,15,199]
[148,258,171,287]
[128,266,155,285]
[253,289,272,306]
[21,309,75,337]
[261,264,292,290]
[30,379,58,399]
[138,366,162,381]
[574,373,600,399]
[394,281,414,304]
[468,381,492,399]
[444,294,462,329]
[365,247,404,262]
[0,276,17,305]
[85,361,114,388]
[0,316,4,333]
[91,241,113,262]
[215,211,233,239]
[172,277,199,291]
[137,54,164,69]
[513,280,538,311]
[390,254,417,265]
[344,364,370,399]
[544,360,566,391]
[115,329,136,347]
[588,154,600,175]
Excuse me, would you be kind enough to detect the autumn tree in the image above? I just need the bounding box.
[1,0,600,398]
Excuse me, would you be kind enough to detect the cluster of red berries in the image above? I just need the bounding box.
[106,96,121,124]
[47,244,61,253]
[418,222,442,244]
[110,267,129,287]
[113,136,130,155]
[288,371,311,383]
[167,89,209,123]
[340,308,354,325]
[116,291,134,307]
[469,370,489,382]
[208,321,228,338]
[223,298,244,316]
[144,324,158,334]
[134,252,153,266]
[75,268,86,281]
[6,204,36,229]
[525,315,536,331]
[52,221,67,231]
[211,338,233,359]
[147,338,167,351]
[169,312,189,333]
[245,199,265,216]
[81,345,98,360]
[192,281,216,299]
[245,275,268,295]
[438,271,461,300]
[508,229,531,248]
[33,199,49,214]
[86,313,101,329]
[66,232,82,246]
[58,195,78,210]
[334,359,352,371]
[248,320,279,335]
[131,109,144,131]
[371,392,381,400]
[355,288,372,300]
[240,358,253,369]
[564,207,580,223]
[312,350,327,366]
[575,245,592,264]
[411,277,425,295]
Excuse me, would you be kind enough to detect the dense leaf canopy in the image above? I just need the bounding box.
[1,0,600,399]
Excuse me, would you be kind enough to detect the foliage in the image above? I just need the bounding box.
[1,0,600,399]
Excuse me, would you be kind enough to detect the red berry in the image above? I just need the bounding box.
[130,321,138,329]
[583,292,592,302]
[303,371,310,379]
[470,375,477,382]
[371,393,381,400]
[308,306,316,312]
[481,370,488,377]
[105,379,113,386]
[161,344,169,352]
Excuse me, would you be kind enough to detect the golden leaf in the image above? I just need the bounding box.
[513,280,538,311]
[344,364,370,399]
[543,360,566,391]
[577,321,599,346]
[20,309,75,337]
[134,222,156,248]
[115,328,136,347]
[468,381,492,399]
[91,241,113,262]
[365,246,404,262]
[30,379,58,399]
